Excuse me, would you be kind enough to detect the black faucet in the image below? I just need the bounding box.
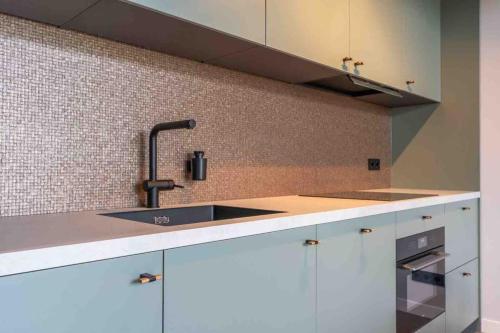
[143,119,196,208]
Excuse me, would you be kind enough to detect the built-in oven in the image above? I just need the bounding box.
[396,227,446,333]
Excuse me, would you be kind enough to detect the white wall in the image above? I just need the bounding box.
[480,1,500,331]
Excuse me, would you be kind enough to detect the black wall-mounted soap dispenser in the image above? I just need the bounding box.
[191,151,207,181]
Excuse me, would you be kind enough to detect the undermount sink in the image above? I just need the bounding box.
[102,205,285,227]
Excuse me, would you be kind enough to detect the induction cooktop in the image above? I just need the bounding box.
[300,191,438,201]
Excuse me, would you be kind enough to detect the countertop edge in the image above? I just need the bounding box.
[0,191,480,277]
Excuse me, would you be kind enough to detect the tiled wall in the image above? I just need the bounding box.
[0,14,391,217]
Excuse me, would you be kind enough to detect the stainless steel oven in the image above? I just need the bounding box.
[396,227,446,333]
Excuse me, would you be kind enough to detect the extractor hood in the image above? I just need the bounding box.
[304,74,434,107]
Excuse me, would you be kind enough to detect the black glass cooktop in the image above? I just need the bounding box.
[301,191,437,201]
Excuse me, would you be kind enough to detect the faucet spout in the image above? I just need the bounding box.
[145,119,196,208]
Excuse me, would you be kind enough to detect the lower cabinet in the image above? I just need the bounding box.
[0,252,163,333]
[164,226,317,333]
[317,213,397,333]
[445,259,479,333]
[444,199,479,273]
[1,201,478,333]
[416,313,445,333]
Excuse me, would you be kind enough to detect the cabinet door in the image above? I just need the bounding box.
[0,252,163,333]
[350,0,408,88]
[402,0,441,101]
[396,204,445,239]
[266,0,349,70]
[317,214,396,333]
[445,199,479,273]
[129,0,265,44]
[446,259,479,333]
[164,226,316,333]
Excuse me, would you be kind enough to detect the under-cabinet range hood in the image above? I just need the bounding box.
[305,74,434,107]
[0,0,438,108]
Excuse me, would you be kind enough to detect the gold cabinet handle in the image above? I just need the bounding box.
[462,272,472,277]
[342,56,353,63]
[462,207,471,211]
[354,61,364,67]
[138,273,162,284]
[360,228,374,234]
[305,239,320,246]
[422,215,433,220]
[406,80,415,85]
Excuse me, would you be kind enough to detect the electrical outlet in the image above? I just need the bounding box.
[368,158,381,171]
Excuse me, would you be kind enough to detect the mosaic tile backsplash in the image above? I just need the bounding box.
[0,14,391,217]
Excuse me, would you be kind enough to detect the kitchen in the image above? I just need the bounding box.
[0,0,496,332]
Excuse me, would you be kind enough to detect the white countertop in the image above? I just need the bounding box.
[0,188,480,277]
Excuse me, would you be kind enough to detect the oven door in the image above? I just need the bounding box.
[396,247,446,333]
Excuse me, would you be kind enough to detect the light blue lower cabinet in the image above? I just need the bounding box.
[444,199,479,273]
[164,226,317,333]
[416,313,445,333]
[317,213,397,333]
[0,251,163,333]
[445,259,479,333]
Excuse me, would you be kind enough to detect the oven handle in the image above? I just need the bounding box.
[400,252,449,272]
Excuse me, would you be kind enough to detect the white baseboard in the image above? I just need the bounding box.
[482,318,500,332]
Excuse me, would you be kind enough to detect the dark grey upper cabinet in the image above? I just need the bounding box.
[0,0,98,26]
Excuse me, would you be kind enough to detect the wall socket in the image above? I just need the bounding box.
[368,158,381,171]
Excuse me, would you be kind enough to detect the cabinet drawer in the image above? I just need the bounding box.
[416,313,445,333]
[445,199,479,272]
[0,252,163,333]
[396,205,445,239]
[446,259,479,333]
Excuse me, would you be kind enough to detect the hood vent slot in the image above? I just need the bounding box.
[349,76,403,98]
[304,74,432,107]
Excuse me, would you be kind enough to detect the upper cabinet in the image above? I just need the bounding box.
[129,0,266,45]
[0,0,441,105]
[266,0,441,102]
[266,0,349,71]
[349,0,408,90]
[349,0,441,101]
[402,0,441,101]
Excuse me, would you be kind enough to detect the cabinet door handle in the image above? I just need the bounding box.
[462,272,472,277]
[138,273,162,284]
[305,239,320,246]
[342,56,353,63]
[354,61,364,67]
[422,215,433,220]
[360,228,374,234]
[406,80,415,85]
[462,207,471,211]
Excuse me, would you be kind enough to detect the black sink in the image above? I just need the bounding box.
[102,205,284,227]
